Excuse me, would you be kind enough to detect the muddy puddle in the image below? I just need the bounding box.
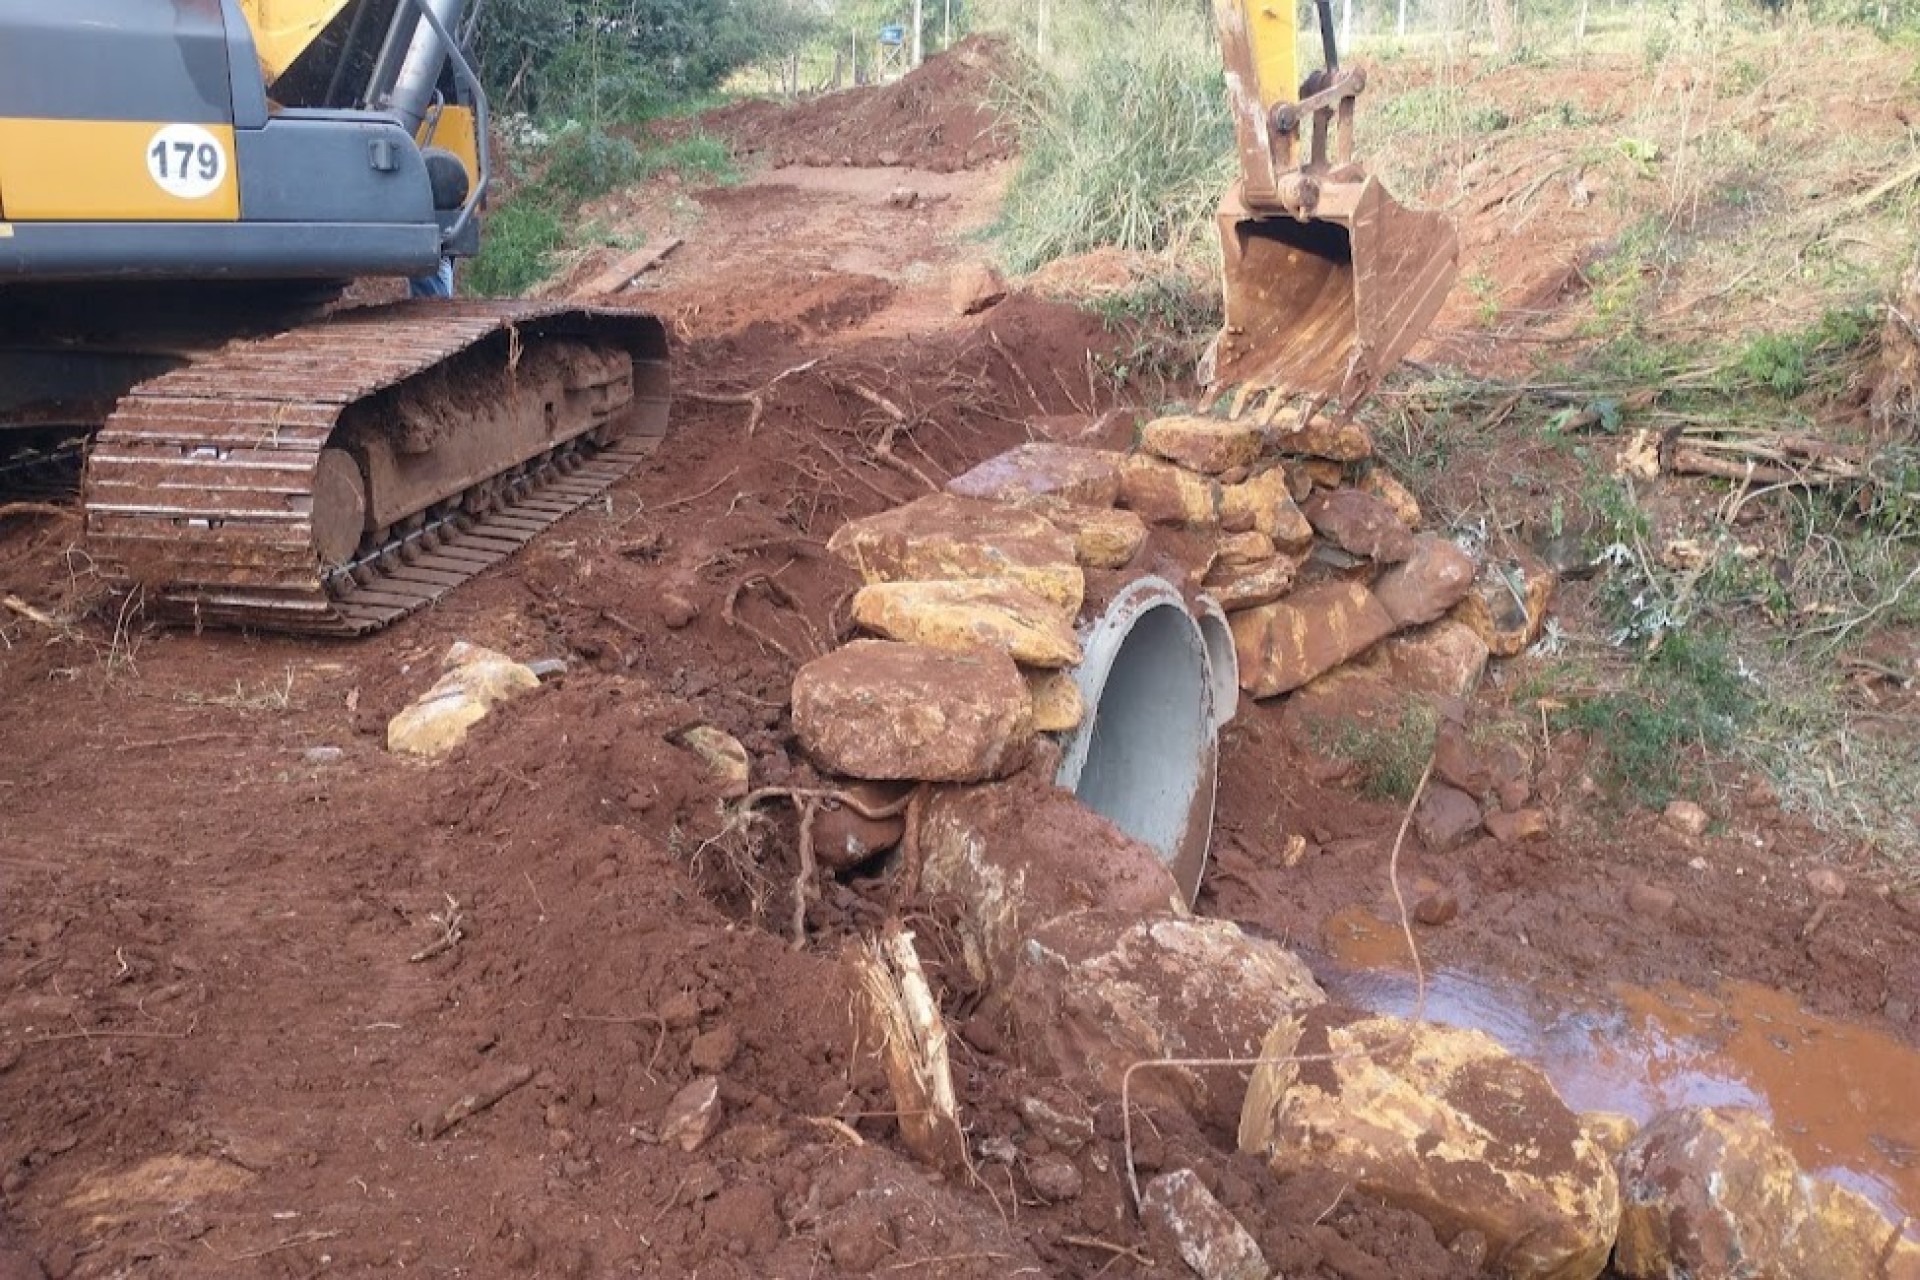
[1306,905,1920,1227]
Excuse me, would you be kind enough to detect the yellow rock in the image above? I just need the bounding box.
[1216,531,1276,568]
[828,493,1085,615]
[1361,468,1423,528]
[1229,581,1397,698]
[1024,668,1086,731]
[1017,496,1148,570]
[1616,1106,1920,1280]
[1118,455,1222,527]
[946,443,1126,507]
[1140,414,1265,474]
[674,725,751,798]
[1452,551,1557,657]
[1578,1112,1640,1163]
[387,641,541,759]
[1241,1013,1620,1280]
[1220,468,1314,550]
[1204,552,1305,612]
[853,579,1082,669]
[1268,408,1375,462]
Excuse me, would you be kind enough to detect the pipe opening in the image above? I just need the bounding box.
[1056,579,1222,902]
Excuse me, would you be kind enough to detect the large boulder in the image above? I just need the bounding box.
[917,784,1184,988]
[1282,618,1492,749]
[828,493,1085,614]
[1141,415,1266,475]
[1240,1011,1620,1280]
[1615,1106,1920,1280]
[1009,909,1325,1133]
[945,443,1125,508]
[851,579,1081,668]
[1118,456,1223,527]
[1303,489,1417,563]
[792,641,1034,782]
[1143,1170,1269,1280]
[1375,535,1477,628]
[387,641,541,759]
[1229,580,1397,698]
[1015,495,1147,570]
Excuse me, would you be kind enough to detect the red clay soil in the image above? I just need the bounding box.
[692,35,1016,173]
[4,48,1919,1280]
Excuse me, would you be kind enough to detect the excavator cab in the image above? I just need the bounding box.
[1206,0,1458,416]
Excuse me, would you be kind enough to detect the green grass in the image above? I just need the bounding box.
[1085,271,1224,393]
[1324,700,1442,802]
[990,5,1232,274]
[464,125,736,298]
[1556,629,1753,804]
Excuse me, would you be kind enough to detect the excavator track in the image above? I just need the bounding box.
[84,300,669,635]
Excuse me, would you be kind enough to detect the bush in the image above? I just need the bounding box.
[991,3,1233,273]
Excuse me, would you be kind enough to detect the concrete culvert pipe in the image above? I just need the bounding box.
[1054,577,1236,904]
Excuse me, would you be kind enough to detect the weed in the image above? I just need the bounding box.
[465,199,565,297]
[1325,700,1441,802]
[1725,305,1877,398]
[1556,628,1752,803]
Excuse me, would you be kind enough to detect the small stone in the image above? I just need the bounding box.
[1484,808,1550,844]
[1203,552,1305,611]
[1219,467,1314,550]
[673,726,751,799]
[1118,456,1222,527]
[1142,1169,1268,1280]
[1373,535,1476,628]
[792,641,1034,782]
[1141,414,1265,474]
[950,262,1008,315]
[1025,1153,1083,1202]
[1805,867,1847,899]
[852,578,1081,668]
[813,783,909,871]
[1663,800,1710,837]
[885,186,919,209]
[1432,721,1490,796]
[302,746,345,766]
[661,592,699,630]
[1216,531,1275,567]
[1229,581,1397,699]
[946,443,1125,508]
[1414,888,1460,926]
[661,1076,722,1153]
[823,1210,895,1273]
[1024,669,1086,732]
[1580,1111,1641,1161]
[1497,778,1532,812]
[1625,883,1677,920]
[660,992,700,1029]
[689,1025,741,1073]
[525,658,568,680]
[387,641,542,759]
[1018,1089,1096,1151]
[1303,490,1417,563]
[1414,785,1483,852]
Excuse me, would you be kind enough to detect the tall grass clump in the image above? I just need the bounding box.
[991,2,1234,273]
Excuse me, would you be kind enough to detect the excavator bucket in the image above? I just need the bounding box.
[1206,0,1459,413]
[1209,178,1459,411]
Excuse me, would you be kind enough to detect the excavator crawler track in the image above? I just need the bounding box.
[84,300,670,635]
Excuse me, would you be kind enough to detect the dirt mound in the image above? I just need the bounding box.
[697,35,1016,173]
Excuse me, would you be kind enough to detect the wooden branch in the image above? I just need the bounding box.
[579,237,682,296]
[413,1063,535,1139]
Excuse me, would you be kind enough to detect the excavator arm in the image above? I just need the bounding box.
[1207,0,1459,416]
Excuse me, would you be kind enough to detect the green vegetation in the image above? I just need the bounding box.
[466,125,736,297]
[990,2,1232,273]
[1324,701,1443,802]
[1556,630,1751,804]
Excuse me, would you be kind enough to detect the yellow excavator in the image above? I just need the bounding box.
[0,1,1448,636]
[0,0,669,633]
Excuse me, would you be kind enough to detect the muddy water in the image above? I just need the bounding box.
[1311,906,1920,1226]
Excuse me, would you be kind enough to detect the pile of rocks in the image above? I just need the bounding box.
[787,403,1557,791]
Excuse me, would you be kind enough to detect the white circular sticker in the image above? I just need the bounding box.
[145,124,228,200]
